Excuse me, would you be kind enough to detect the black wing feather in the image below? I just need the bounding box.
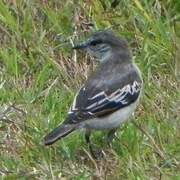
[65,81,141,124]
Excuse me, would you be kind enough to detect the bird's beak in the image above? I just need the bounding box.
[72,42,88,49]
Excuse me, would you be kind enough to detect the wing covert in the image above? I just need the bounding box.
[66,81,141,124]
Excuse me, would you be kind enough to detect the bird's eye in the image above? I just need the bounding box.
[90,41,98,46]
[90,40,102,46]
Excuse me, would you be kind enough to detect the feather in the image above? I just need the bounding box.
[65,80,141,124]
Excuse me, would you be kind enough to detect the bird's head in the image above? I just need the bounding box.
[73,31,129,62]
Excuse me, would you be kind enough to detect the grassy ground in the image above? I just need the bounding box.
[0,0,179,179]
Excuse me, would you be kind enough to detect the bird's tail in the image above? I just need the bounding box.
[44,124,76,145]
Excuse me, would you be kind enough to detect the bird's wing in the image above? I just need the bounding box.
[65,79,142,124]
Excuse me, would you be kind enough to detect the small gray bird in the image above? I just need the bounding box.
[44,31,143,153]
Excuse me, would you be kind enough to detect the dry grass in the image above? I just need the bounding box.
[0,0,180,179]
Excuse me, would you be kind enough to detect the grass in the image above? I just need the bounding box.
[0,0,179,179]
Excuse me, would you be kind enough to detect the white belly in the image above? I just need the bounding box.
[82,100,139,130]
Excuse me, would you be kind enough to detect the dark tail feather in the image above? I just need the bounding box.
[44,124,76,146]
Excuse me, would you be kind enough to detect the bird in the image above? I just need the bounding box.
[44,31,143,155]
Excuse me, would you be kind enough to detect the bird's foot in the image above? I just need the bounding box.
[85,130,104,159]
[89,144,105,159]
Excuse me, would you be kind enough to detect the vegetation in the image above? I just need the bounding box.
[0,0,179,179]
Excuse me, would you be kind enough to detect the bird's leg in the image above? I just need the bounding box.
[106,128,118,147]
[85,129,95,157]
[85,129,91,144]
[85,129,104,159]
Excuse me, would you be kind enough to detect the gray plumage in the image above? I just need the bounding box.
[44,31,143,146]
